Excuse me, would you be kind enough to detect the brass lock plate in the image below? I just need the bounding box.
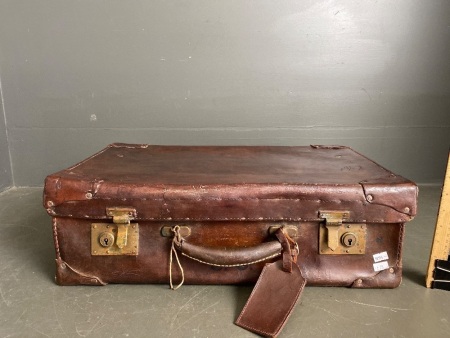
[91,223,139,256]
[319,223,366,255]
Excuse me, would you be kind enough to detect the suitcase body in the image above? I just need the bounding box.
[44,144,417,288]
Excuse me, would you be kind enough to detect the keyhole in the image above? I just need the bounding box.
[99,232,114,247]
[341,233,357,247]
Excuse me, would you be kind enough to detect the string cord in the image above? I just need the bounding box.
[169,225,185,290]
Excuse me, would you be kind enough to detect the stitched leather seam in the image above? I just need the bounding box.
[53,214,407,223]
[396,223,405,268]
[84,197,362,202]
[52,218,61,258]
[148,217,307,221]
[181,252,281,267]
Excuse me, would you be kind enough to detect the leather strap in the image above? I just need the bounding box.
[275,227,298,272]
[236,228,306,338]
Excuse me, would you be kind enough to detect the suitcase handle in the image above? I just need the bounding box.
[175,240,283,267]
[168,226,298,290]
[169,225,300,267]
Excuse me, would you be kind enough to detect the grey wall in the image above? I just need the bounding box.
[0,78,12,191]
[0,0,449,186]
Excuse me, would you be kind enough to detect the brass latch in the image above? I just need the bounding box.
[320,211,349,251]
[319,210,366,255]
[91,207,139,256]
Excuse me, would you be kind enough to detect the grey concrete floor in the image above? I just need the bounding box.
[0,186,449,338]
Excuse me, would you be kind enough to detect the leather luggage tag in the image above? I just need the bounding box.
[236,228,306,338]
[235,260,306,337]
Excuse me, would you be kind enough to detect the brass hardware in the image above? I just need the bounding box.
[98,232,115,247]
[319,224,366,255]
[319,211,350,222]
[268,225,298,238]
[161,226,191,238]
[106,207,136,249]
[92,223,139,255]
[91,207,138,256]
[341,232,357,247]
[116,224,128,249]
[319,211,350,251]
[319,211,366,254]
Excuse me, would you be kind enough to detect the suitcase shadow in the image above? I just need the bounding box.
[402,268,426,287]
[34,212,57,280]
[3,200,56,282]
[233,285,253,317]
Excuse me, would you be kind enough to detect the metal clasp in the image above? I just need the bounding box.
[106,207,136,249]
[320,211,349,251]
[91,207,139,256]
[319,210,366,255]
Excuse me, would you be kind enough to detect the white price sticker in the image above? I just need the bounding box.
[373,261,390,272]
[373,251,389,263]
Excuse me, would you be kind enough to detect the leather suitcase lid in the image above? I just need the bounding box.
[43,143,417,223]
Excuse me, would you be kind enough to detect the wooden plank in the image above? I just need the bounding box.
[426,151,450,288]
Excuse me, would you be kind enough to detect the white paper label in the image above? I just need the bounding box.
[373,251,389,263]
[373,261,390,272]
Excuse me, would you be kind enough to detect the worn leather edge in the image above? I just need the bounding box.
[350,267,402,289]
[43,144,418,222]
[351,223,404,289]
[52,217,106,286]
[109,143,149,149]
[310,145,349,150]
[360,182,418,218]
[47,197,415,223]
[43,143,148,209]
[55,257,106,286]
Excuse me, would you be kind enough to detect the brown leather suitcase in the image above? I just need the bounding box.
[43,143,417,337]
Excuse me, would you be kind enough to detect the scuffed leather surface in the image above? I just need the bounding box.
[45,144,414,288]
[360,182,417,218]
[350,267,402,289]
[53,218,404,288]
[55,257,105,286]
[44,144,417,223]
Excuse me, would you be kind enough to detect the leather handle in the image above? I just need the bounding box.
[174,239,283,267]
